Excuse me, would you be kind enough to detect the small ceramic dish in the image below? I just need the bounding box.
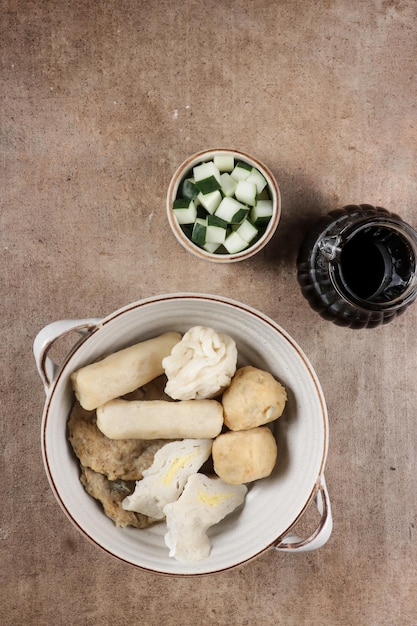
[34,293,332,576]
[166,149,281,262]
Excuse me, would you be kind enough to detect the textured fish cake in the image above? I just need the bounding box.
[68,375,172,481]
[212,427,278,484]
[221,365,287,431]
[68,402,170,481]
[80,466,155,528]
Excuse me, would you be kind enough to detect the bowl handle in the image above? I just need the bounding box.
[273,475,332,552]
[33,318,101,392]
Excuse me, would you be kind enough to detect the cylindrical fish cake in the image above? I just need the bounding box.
[212,427,278,484]
[71,332,182,410]
[221,365,287,431]
[96,398,224,440]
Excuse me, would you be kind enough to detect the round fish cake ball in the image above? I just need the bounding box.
[221,365,287,431]
[212,427,278,484]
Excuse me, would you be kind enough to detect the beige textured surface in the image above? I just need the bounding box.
[1,1,417,624]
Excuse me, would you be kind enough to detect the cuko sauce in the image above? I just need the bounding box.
[297,204,417,329]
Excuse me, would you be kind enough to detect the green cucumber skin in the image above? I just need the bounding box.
[193,161,221,181]
[193,161,222,194]
[173,156,274,255]
[180,178,199,200]
[195,176,222,194]
[173,198,192,209]
[207,214,228,229]
[197,189,222,214]
[250,200,273,226]
[231,161,252,182]
[236,160,252,172]
[214,197,246,223]
[191,219,207,246]
[173,198,197,225]
[252,216,271,227]
[230,207,249,224]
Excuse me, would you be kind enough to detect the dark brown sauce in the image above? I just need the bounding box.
[339,226,414,304]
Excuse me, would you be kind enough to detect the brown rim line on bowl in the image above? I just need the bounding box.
[166,149,281,263]
[34,293,332,576]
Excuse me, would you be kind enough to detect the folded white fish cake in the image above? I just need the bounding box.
[163,473,248,562]
[163,326,237,400]
[122,439,212,519]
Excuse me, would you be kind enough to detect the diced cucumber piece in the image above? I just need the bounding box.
[206,225,227,244]
[191,217,207,246]
[197,189,222,214]
[173,198,192,208]
[257,188,271,200]
[207,214,228,228]
[220,172,237,197]
[250,200,273,226]
[193,160,221,183]
[180,177,199,200]
[231,207,249,223]
[235,219,258,244]
[234,180,257,207]
[173,199,197,224]
[193,161,222,194]
[213,155,234,172]
[215,197,248,223]
[206,215,227,244]
[194,176,221,195]
[231,160,252,182]
[203,241,221,254]
[223,230,249,253]
[246,167,267,194]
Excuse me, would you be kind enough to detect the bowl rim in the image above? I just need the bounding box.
[40,293,328,575]
[166,149,281,263]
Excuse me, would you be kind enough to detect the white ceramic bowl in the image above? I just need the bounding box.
[166,149,281,262]
[34,294,331,576]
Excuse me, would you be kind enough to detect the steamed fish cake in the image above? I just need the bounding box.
[96,398,224,440]
[222,365,287,431]
[212,427,278,484]
[71,331,181,410]
[162,326,237,400]
[122,439,212,519]
[163,473,247,562]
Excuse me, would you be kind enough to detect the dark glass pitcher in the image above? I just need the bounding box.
[297,204,417,329]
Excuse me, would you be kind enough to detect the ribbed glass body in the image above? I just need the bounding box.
[297,205,417,329]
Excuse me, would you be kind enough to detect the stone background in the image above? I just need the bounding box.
[1,1,416,624]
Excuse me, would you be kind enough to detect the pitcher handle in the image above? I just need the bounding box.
[274,475,332,552]
[33,318,101,392]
